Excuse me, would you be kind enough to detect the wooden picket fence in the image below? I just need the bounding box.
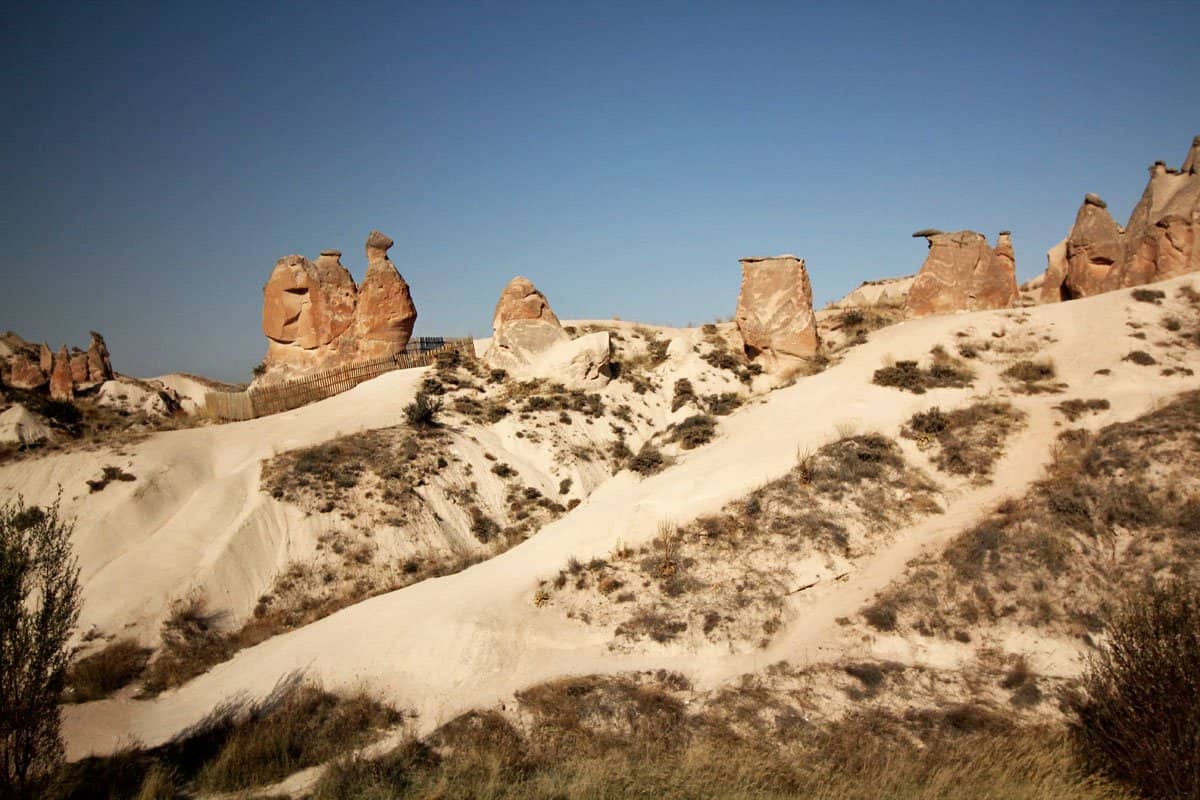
[203,337,476,422]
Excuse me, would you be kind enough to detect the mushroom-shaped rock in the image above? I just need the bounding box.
[354,230,418,357]
[735,256,820,364]
[262,254,357,348]
[492,276,562,329]
[50,346,74,401]
[904,231,1019,318]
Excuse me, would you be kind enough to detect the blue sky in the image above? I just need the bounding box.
[2,0,1197,382]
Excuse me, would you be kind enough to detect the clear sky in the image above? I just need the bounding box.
[3,1,1197,382]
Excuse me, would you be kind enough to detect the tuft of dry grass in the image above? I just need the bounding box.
[903,402,1026,480]
[65,639,152,703]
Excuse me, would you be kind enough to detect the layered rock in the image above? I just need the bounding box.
[734,255,820,364]
[904,231,1019,318]
[259,231,419,381]
[484,277,610,389]
[0,404,52,445]
[1041,135,1200,301]
[86,332,114,382]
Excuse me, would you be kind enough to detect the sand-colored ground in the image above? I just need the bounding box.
[9,276,1195,764]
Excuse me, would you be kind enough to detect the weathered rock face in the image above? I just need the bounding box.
[484,277,610,388]
[904,231,1019,318]
[50,346,74,401]
[492,276,562,329]
[1041,135,1200,300]
[354,232,418,360]
[69,352,89,384]
[259,231,419,381]
[7,354,47,390]
[734,255,820,363]
[0,404,52,445]
[87,332,114,382]
[39,343,52,374]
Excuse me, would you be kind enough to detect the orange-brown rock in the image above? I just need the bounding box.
[39,343,52,374]
[904,231,1019,318]
[87,331,114,382]
[492,277,562,329]
[7,354,47,390]
[259,231,419,381]
[1041,135,1200,300]
[734,255,820,363]
[354,231,418,359]
[50,346,74,401]
[69,352,89,384]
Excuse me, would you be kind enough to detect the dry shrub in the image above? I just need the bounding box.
[1070,579,1200,800]
[671,414,717,450]
[872,357,974,394]
[66,639,152,703]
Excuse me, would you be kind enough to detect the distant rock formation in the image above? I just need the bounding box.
[0,404,52,445]
[904,231,1019,318]
[484,277,610,388]
[260,230,418,381]
[829,274,916,310]
[735,255,820,364]
[1041,135,1200,301]
[0,331,115,396]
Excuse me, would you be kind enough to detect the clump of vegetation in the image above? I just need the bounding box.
[872,351,974,394]
[671,378,696,412]
[705,392,742,416]
[902,402,1026,479]
[140,596,232,695]
[404,391,443,427]
[1055,398,1110,422]
[671,414,717,450]
[1123,350,1156,366]
[1071,578,1200,800]
[65,639,152,703]
[629,443,667,476]
[85,465,136,492]
[50,681,402,799]
[1002,359,1060,393]
[1131,288,1165,304]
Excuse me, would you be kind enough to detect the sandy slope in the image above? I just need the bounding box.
[59,275,1200,759]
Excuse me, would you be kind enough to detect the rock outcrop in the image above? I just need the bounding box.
[0,331,115,398]
[50,346,74,401]
[734,255,820,364]
[484,277,610,388]
[0,404,52,446]
[904,231,1019,318]
[259,231,419,381]
[1041,135,1200,301]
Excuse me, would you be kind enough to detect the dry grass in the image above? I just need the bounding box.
[1002,359,1062,393]
[866,390,1200,641]
[873,349,974,394]
[308,672,1132,800]
[902,402,1026,480]
[65,639,152,702]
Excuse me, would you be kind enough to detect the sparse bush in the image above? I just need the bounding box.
[404,392,443,427]
[85,465,136,493]
[469,507,501,543]
[1,498,81,799]
[1071,579,1200,800]
[1131,288,1165,304]
[1003,359,1056,384]
[705,393,742,416]
[629,443,667,476]
[140,596,232,695]
[873,357,973,394]
[66,639,152,703]
[671,378,696,412]
[671,414,717,450]
[1123,350,1156,366]
[862,599,898,631]
[1055,398,1110,422]
[491,462,517,479]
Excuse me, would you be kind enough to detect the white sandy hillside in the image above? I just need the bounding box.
[0,320,755,651]
[61,275,1200,760]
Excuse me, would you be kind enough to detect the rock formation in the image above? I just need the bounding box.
[904,231,1019,318]
[484,277,610,389]
[734,255,820,364]
[492,276,562,329]
[0,404,52,446]
[0,331,114,397]
[259,231,419,381]
[354,232,418,360]
[50,346,74,401]
[1041,135,1200,301]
